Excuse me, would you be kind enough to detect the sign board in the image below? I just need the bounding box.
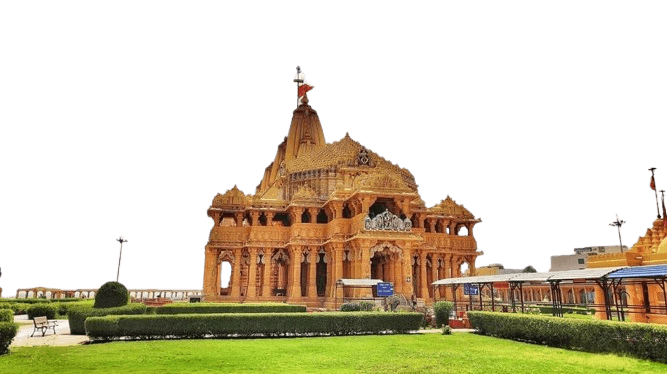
[494,282,509,290]
[463,283,479,296]
[376,282,394,297]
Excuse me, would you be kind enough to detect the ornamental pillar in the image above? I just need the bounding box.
[265,212,275,226]
[289,247,302,299]
[334,244,344,302]
[420,251,429,300]
[403,247,414,297]
[262,249,272,297]
[394,254,403,294]
[307,208,317,223]
[230,248,242,298]
[250,211,260,226]
[308,248,318,298]
[247,248,258,298]
[235,212,244,227]
[203,247,218,299]
[428,219,436,233]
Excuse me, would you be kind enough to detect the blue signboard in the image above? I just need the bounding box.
[376,282,394,297]
[463,283,479,296]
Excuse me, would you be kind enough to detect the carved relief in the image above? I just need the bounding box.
[429,196,474,218]
[212,185,251,207]
[364,210,412,232]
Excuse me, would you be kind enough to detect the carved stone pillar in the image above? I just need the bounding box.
[209,211,221,226]
[467,223,474,237]
[444,254,452,299]
[250,211,260,226]
[403,247,414,297]
[262,249,272,297]
[387,256,395,285]
[203,247,218,299]
[420,251,429,300]
[308,248,318,298]
[334,244,344,302]
[289,247,302,300]
[230,248,242,298]
[247,248,258,298]
[307,208,317,223]
[449,221,457,236]
[235,212,244,227]
[360,244,372,297]
[266,212,275,226]
[428,219,436,233]
[394,254,403,294]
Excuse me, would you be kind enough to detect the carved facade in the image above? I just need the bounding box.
[203,94,481,308]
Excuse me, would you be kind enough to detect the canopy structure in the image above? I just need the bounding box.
[428,266,667,319]
[337,279,384,287]
[334,279,385,310]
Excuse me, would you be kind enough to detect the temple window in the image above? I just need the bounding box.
[458,226,469,236]
[274,213,291,227]
[259,213,268,226]
[301,210,311,223]
[369,198,400,217]
[317,209,328,223]
[342,204,352,219]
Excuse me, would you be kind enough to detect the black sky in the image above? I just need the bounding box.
[0,60,667,295]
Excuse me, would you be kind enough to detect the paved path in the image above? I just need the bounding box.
[9,315,472,347]
[10,315,89,347]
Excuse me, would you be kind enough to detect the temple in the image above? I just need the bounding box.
[202,76,481,308]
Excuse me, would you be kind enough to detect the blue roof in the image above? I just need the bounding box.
[608,265,667,279]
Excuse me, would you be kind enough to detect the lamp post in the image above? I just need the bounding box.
[609,215,625,253]
[116,237,128,282]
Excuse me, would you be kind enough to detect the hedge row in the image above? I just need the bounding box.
[155,303,306,314]
[0,298,82,304]
[340,302,374,312]
[468,311,667,363]
[0,309,13,323]
[535,305,594,315]
[68,303,148,335]
[27,304,57,320]
[85,312,423,341]
[0,300,94,315]
[0,322,19,355]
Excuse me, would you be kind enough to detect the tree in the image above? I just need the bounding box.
[523,265,537,273]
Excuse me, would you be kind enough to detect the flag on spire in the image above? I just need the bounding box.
[294,66,314,105]
[651,175,656,190]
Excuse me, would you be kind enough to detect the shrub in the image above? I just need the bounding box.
[0,322,19,355]
[68,303,147,335]
[27,303,57,320]
[358,301,375,311]
[0,309,13,323]
[85,312,423,341]
[442,326,452,335]
[340,303,361,312]
[433,301,454,327]
[156,303,306,315]
[94,282,129,308]
[469,311,667,363]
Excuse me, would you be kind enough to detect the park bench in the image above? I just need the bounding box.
[31,316,58,337]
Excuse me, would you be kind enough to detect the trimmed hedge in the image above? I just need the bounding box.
[0,322,19,355]
[536,305,594,315]
[469,311,667,363]
[0,309,13,323]
[68,303,147,335]
[340,302,374,312]
[85,312,423,341]
[433,301,454,327]
[0,298,82,304]
[27,303,57,320]
[156,303,306,315]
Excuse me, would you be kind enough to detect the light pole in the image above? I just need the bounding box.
[116,237,128,282]
[609,215,625,253]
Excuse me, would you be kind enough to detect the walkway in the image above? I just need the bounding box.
[10,315,89,347]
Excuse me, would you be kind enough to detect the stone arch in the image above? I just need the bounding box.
[45,291,52,299]
[301,210,311,223]
[18,291,26,298]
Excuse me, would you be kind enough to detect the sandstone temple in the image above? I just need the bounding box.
[202,87,481,308]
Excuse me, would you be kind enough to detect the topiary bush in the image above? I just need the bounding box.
[27,303,57,320]
[0,322,19,355]
[434,301,454,327]
[94,282,129,308]
[68,303,147,335]
[0,309,13,323]
[340,302,361,312]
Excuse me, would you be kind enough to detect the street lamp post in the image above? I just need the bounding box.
[609,215,625,253]
[116,237,128,282]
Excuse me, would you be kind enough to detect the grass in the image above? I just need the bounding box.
[2,333,665,373]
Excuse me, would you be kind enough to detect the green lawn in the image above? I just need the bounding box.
[1,333,665,373]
